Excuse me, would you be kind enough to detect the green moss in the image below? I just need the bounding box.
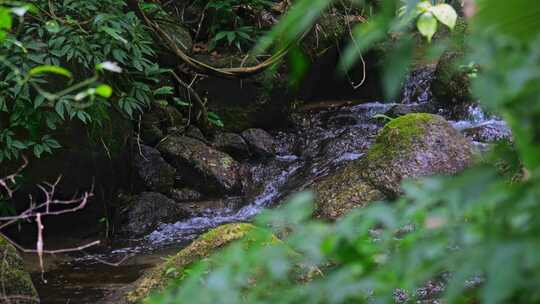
[127,223,278,303]
[313,164,385,220]
[0,237,39,303]
[366,113,439,163]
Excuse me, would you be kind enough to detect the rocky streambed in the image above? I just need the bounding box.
[13,64,511,304]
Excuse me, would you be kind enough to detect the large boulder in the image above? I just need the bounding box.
[362,113,474,197]
[313,113,474,219]
[212,132,250,160]
[158,136,243,195]
[119,192,187,237]
[313,164,385,220]
[126,223,273,303]
[0,236,39,304]
[134,145,176,193]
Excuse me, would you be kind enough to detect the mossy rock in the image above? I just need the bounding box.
[362,113,474,197]
[432,50,473,106]
[126,223,277,303]
[0,236,39,303]
[158,135,244,194]
[313,164,385,220]
[301,11,347,58]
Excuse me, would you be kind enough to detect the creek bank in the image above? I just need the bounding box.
[0,236,39,304]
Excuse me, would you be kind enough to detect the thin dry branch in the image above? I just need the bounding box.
[0,159,127,282]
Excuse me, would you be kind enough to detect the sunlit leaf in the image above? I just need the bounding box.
[417,12,437,42]
[430,4,457,30]
[29,65,72,78]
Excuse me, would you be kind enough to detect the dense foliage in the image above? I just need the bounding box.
[0,0,171,162]
[146,0,540,303]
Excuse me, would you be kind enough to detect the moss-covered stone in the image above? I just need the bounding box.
[362,113,474,197]
[432,50,473,106]
[126,223,276,303]
[158,135,244,194]
[313,164,385,220]
[0,236,39,304]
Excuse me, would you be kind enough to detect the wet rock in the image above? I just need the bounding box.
[362,113,474,197]
[385,103,436,118]
[184,125,206,142]
[140,113,163,146]
[158,135,243,194]
[312,164,385,220]
[400,65,436,104]
[461,121,512,143]
[134,145,176,193]
[140,104,184,145]
[177,197,244,217]
[119,192,187,237]
[168,188,203,202]
[212,132,251,160]
[126,223,278,303]
[241,128,277,158]
[0,236,39,304]
[432,51,473,106]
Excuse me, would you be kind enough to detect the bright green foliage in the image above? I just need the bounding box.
[0,0,169,162]
[149,0,540,303]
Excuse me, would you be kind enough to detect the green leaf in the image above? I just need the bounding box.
[0,8,13,30]
[95,84,113,98]
[45,20,61,33]
[429,4,457,30]
[154,86,174,96]
[101,26,128,44]
[417,12,437,42]
[29,65,72,78]
[33,144,44,158]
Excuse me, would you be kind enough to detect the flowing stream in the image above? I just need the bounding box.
[27,71,511,303]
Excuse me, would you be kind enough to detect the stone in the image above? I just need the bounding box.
[184,125,206,142]
[177,197,244,217]
[313,164,385,220]
[119,192,187,237]
[432,51,473,106]
[385,103,436,118]
[241,128,277,158]
[140,112,163,146]
[361,113,474,197]
[168,188,203,202]
[134,145,176,193]
[312,113,474,219]
[212,132,250,160]
[158,136,243,194]
[0,236,39,304]
[126,223,278,303]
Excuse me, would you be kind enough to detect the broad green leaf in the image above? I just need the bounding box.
[29,65,72,78]
[430,4,457,29]
[101,26,128,44]
[417,12,437,42]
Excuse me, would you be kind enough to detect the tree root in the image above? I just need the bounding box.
[127,0,294,79]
